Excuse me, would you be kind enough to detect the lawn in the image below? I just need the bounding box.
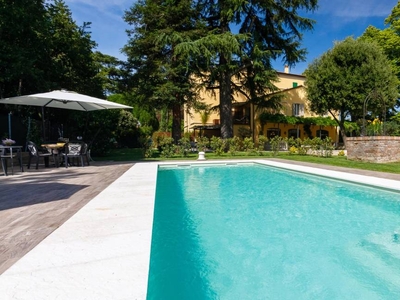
[93,148,400,174]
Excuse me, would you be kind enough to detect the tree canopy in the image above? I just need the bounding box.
[0,0,131,148]
[304,37,399,143]
[0,0,102,99]
[176,0,318,139]
[123,0,204,142]
[359,1,400,109]
[123,0,318,140]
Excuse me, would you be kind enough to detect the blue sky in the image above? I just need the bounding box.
[64,0,398,74]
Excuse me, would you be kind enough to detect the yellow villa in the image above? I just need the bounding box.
[184,66,339,145]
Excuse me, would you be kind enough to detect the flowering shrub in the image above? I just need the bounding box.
[366,118,384,136]
[2,138,16,146]
[289,146,298,154]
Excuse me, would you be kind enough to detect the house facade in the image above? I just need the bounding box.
[184,66,339,144]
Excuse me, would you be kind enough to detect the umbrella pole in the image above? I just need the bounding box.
[42,106,46,142]
[8,112,12,138]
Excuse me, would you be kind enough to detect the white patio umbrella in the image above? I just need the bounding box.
[0,90,132,140]
[0,90,132,111]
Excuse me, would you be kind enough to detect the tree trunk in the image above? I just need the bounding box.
[339,121,347,148]
[172,103,182,143]
[220,69,233,139]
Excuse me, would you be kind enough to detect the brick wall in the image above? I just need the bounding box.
[346,136,400,163]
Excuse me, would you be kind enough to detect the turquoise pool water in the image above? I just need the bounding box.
[147,163,400,299]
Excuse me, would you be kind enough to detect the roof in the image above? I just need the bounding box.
[276,71,306,79]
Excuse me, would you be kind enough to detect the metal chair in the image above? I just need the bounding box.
[62,142,88,168]
[81,143,90,166]
[0,147,15,176]
[27,141,54,169]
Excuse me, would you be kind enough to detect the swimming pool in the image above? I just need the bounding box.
[148,162,400,299]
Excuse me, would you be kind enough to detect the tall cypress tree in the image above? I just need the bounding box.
[123,0,205,142]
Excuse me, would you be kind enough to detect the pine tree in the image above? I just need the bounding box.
[123,0,205,142]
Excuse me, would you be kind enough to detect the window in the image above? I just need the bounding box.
[267,128,280,139]
[316,129,329,139]
[232,104,250,124]
[288,129,300,139]
[292,103,304,117]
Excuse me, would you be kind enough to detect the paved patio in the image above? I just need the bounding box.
[0,158,399,299]
[0,161,134,274]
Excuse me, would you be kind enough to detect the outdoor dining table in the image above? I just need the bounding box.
[0,145,24,175]
[41,143,66,167]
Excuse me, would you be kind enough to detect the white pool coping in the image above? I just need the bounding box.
[0,160,399,299]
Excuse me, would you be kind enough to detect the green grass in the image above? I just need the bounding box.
[274,154,400,174]
[93,148,400,174]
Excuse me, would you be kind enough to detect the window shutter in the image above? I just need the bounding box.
[299,104,304,116]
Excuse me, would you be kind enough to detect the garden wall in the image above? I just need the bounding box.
[346,136,400,163]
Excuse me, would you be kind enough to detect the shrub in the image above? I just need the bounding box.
[227,136,241,156]
[366,118,384,136]
[287,137,297,148]
[196,136,209,152]
[158,136,175,158]
[319,137,334,157]
[257,135,268,155]
[139,135,153,158]
[152,131,171,150]
[297,137,312,155]
[115,110,141,147]
[176,137,191,157]
[289,146,298,154]
[384,121,400,136]
[242,137,255,154]
[310,137,334,157]
[210,136,225,156]
[269,136,283,156]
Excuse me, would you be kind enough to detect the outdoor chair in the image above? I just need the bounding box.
[27,141,54,169]
[62,142,88,168]
[0,147,15,176]
[80,142,90,166]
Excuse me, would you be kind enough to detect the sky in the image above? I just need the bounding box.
[64,0,398,75]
